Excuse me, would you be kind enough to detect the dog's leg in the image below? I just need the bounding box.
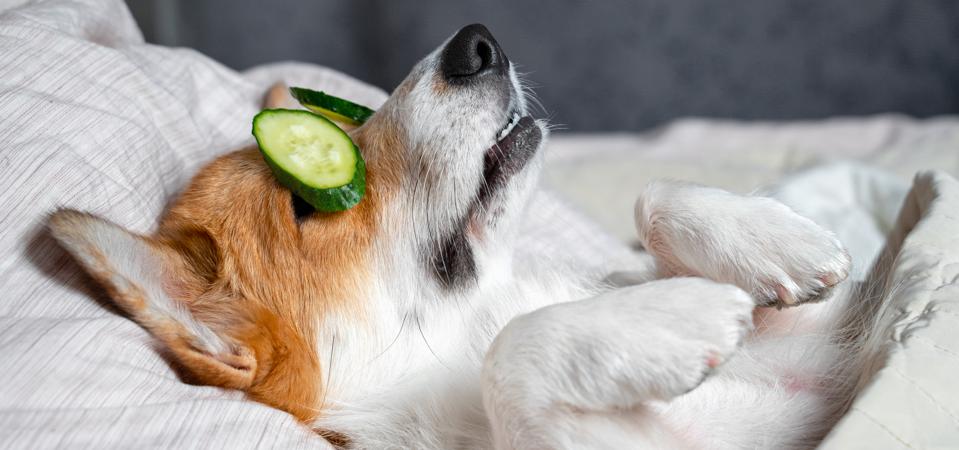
[482,278,754,449]
[635,180,851,307]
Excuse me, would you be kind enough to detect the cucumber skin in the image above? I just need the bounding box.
[263,150,366,212]
[252,109,367,213]
[289,87,375,125]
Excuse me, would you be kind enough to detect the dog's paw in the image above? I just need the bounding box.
[484,278,754,413]
[482,279,752,448]
[640,279,756,396]
[636,181,851,307]
[754,215,851,307]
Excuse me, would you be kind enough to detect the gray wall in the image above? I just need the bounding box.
[127,0,959,131]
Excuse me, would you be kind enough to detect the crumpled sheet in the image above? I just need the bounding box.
[0,0,956,448]
[543,115,959,242]
[818,171,959,449]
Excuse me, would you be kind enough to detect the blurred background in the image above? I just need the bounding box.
[125,0,959,132]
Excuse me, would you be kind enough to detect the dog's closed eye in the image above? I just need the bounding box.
[291,193,314,222]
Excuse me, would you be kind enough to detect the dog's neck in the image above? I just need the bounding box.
[309,261,590,448]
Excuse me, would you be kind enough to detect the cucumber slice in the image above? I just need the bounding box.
[252,109,366,212]
[290,87,375,126]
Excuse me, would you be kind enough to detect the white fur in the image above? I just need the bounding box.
[483,278,754,449]
[635,180,851,306]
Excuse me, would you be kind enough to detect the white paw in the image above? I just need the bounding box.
[484,279,753,411]
[629,278,757,396]
[482,279,753,449]
[636,181,851,307]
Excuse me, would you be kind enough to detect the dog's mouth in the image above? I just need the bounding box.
[480,108,542,202]
[496,109,523,141]
[432,109,542,290]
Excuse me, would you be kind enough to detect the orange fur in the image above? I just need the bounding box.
[50,124,405,425]
[264,82,298,110]
[49,78,413,427]
[152,144,389,423]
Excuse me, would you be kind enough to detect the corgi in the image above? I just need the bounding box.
[49,24,869,449]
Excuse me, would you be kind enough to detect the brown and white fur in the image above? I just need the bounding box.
[48,24,884,449]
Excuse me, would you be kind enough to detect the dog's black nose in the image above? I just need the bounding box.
[441,24,508,82]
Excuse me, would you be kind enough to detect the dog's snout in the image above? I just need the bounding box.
[441,24,508,82]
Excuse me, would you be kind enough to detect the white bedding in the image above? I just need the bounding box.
[543,116,959,242]
[0,0,956,448]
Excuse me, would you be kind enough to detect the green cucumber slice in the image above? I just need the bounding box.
[252,109,366,212]
[289,87,375,126]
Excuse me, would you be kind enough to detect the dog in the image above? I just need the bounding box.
[49,24,866,449]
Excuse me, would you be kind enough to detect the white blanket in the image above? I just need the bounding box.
[0,0,956,448]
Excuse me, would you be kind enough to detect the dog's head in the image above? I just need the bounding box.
[49,24,545,426]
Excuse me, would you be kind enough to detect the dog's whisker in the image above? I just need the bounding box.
[371,312,408,362]
[321,333,336,410]
[415,315,452,372]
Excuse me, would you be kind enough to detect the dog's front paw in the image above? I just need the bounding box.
[482,278,753,449]
[625,278,756,396]
[749,206,851,307]
[636,181,851,307]
[484,279,753,409]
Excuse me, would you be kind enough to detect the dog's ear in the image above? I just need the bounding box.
[48,209,256,389]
